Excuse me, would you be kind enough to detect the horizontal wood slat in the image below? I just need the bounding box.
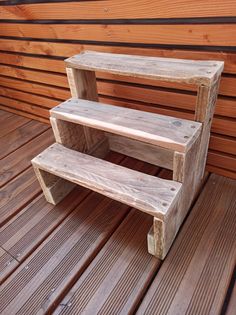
[1,0,236,20]
[1,23,236,46]
[1,40,236,75]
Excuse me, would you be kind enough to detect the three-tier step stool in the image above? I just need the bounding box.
[32,51,223,259]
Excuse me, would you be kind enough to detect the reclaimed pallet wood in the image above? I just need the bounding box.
[33,51,223,259]
[32,143,181,218]
[66,51,223,85]
[51,98,202,153]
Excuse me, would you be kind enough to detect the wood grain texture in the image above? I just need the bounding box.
[1,0,236,20]
[54,209,160,315]
[0,167,41,227]
[66,51,223,85]
[65,68,108,152]
[32,143,181,218]
[108,133,174,170]
[0,247,19,285]
[225,282,236,315]
[0,40,235,75]
[1,24,236,46]
[137,174,236,315]
[0,129,54,187]
[0,119,49,159]
[0,0,234,177]
[0,114,29,138]
[0,157,158,315]
[51,98,202,153]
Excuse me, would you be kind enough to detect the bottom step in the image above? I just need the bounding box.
[32,143,181,220]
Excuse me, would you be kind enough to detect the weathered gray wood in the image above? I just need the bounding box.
[65,51,224,85]
[66,67,108,152]
[33,167,75,205]
[108,133,174,170]
[32,143,182,218]
[195,78,221,181]
[50,117,109,159]
[51,98,202,153]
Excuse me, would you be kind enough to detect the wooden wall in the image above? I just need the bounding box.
[0,0,235,178]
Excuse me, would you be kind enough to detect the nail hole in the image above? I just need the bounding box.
[207,71,211,74]
[191,125,196,129]
[184,136,189,139]
[162,202,168,207]
[171,188,176,191]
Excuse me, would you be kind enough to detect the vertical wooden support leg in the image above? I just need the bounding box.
[32,165,75,205]
[147,77,221,260]
[66,67,109,153]
[195,79,221,182]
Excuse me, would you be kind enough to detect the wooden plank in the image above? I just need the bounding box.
[0,152,124,282]
[0,105,49,124]
[1,0,236,20]
[0,40,235,75]
[0,113,29,138]
[51,99,202,152]
[0,75,70,100]
[0,247,19,285]
[0,85,59,108]
[0,109,13,121]
[226,282,236,315]
[206,165,236,180]
[0,157,158,314]
[0,129,54,187]
[0,167,41,227]
[209,134,236,155]
[0,120,49,159]
[0,24,236,47]
[108,134,174,170]
[0,95,49,118]
[66,51,223,86]
[137,174,236,315]
[54,209,160,315]
[32,143,181,218]
[207,151,236,172]
[66,67,108,152]
[1,69,235,118]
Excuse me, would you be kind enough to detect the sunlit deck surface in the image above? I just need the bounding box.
[0,110,235,315]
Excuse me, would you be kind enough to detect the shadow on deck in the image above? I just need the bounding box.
[0,110,235,315]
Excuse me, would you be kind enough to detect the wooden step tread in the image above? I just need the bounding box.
[32,143,182,219]
[51,99,202,152]
[65,51,224,86]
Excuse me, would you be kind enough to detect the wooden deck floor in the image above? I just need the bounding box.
[0,110,235,315]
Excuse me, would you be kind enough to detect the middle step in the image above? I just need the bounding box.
[32,143,182,219]
[50,98,202,153]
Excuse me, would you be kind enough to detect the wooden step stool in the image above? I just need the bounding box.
[32,51,223,259]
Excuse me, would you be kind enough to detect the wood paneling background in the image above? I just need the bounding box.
[0,0,235,178]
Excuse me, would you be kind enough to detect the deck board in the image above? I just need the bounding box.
[0,110,235,315]
[0,129,54,187]
[136,174,236,315]
[0,157,158,314]
[0,120,49,159]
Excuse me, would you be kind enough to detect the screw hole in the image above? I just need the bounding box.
[184,136,189,139]
[207,71,211,74]
[191,125,196,129]
[162,202,168,207]
[171,188,176,191]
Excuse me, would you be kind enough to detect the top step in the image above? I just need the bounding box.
[65,51,224,86]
